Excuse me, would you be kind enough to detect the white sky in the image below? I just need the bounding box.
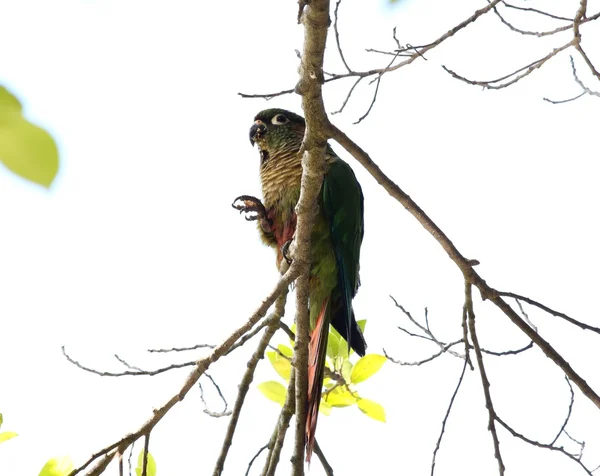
[0,0,599,475]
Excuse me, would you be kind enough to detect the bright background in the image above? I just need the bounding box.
[0,0,599,475]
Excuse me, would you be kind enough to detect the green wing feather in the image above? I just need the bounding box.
[322,157,366,355]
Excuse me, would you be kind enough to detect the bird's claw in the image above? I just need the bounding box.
[232,195,267,221]
[282,240,293,265]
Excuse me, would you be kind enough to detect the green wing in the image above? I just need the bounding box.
[322,157,365,355]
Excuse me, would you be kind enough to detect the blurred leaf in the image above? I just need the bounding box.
[351,354,386,384]
[277,344,293,358]
[341,359,353,383]
[358,398,386,422]
[0,86,59,187]
[136,450,157,476]
[0,87,22,111]
[289,323,296,348]
[0,432,18,444]
[326,332,340,359]
[357,319,367,333]
[319,399,332,416]
[258,381,287,406]
[324,386,358,407]
[0,413,3,427]
[266,351,291,381]
[38,456,74,476]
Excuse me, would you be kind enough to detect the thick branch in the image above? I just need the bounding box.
[329,124,600,412]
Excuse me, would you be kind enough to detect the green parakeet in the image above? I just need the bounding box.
[233,108,366,462]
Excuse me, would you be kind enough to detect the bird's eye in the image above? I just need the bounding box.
[271,114,289,125]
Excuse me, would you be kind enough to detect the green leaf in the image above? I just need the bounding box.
[0,87,22,111]
[323,386,358,408]
[38,456,74,476]
[358,398,386,422]
[357,319,367,333]
[0,413,3,427]
[266,351,291,381]
[341,359,353,383]
[326,332,340,359]
[258,381,287,406]
[0,86,59,187]
[277,344,293,358]
[0,431,18,444]
[136,450,157,476]
[350,354,386,384]
[319,399,332,416]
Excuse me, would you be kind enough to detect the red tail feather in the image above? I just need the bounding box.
[305,297,329,463]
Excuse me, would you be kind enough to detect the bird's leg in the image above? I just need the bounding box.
[232,195,273,233]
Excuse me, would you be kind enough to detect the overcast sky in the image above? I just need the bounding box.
[1,0,599,475]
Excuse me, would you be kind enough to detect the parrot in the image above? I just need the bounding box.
[232,108,366,462]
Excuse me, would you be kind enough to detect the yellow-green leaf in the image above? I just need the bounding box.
[277,344,293,358]
[326,333,339,359]
[266,351,291,381]
[357,319,367,333]
[341,359,353,383]
[38,456,74,476]
[319,399,332,416]
[0,431,18,444]
[323,386,358,407]
[135,450,157,476]
[358,398,386,422]
[0,87,22,111]
[350,354,386,384]
[0,86,59,187]
[258,381,287,406]
[289,323,297,348]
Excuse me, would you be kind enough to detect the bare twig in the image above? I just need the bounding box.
[263,372,297,476]
[496,416,594,475]
[62,348,197,377]
[313,440,334,476]
[466,282,505,475]
[384,340,464,366]
[141,434,150,476]
[443,40,574,89]
[199,373,231,418]
[147,343,215,353]
[499,291,600,334]
[333,0,351,73]
[246,443,269,476]
[213,293,288,476]
[431,359,469,476]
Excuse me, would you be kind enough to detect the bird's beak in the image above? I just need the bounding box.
[249,120,267,146]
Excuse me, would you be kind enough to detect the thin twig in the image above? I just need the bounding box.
[496,416,593,475]
[313,439,334,476]
[466,282,505,475]
[498,292,600,334]
[69,267,299,475]
[246,443,269,476]
[431,359,469,476]
[213,293,288,475]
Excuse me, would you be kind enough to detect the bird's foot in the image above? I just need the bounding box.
[281,240,293,265]
[232,195,267,222]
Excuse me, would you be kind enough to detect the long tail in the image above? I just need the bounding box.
[305,297,330,463]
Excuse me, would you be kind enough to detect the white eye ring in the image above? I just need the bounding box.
[271,114,289,125]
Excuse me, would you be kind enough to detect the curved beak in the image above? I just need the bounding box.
[249,120,267,146]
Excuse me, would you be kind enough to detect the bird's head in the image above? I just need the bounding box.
[249,109,305,163]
